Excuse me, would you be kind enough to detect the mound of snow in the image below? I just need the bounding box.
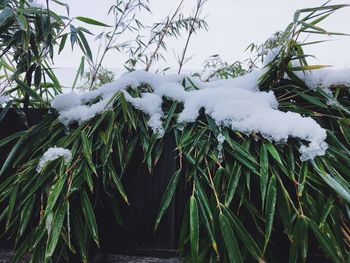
[37,146,72,172]
[52,70,329,160]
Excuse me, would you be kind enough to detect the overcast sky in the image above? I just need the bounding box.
[50,0,350,71]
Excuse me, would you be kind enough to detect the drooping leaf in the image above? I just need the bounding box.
[155,170,181,231]
[264,175,276,252]
[45,201,67,259]
[190,195,199,262]
[80,191,99,247]
[219,211,243,263]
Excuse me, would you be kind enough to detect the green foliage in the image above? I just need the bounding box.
[0,2,349,263]
[0,0,107,107]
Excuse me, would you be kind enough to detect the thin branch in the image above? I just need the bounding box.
[177,0,207,74]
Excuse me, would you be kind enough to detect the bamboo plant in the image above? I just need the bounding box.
[0,3,349,263]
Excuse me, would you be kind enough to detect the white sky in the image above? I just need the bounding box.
[51,0,350,71]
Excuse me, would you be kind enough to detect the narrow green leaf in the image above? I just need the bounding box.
[195,189,218,256]
[0,137,24,176]
[298,162,308,196]
[70,24,77,48]
[0,100,13,123]
[77,30,92,61]
[264,175,277,251]
[296,91,327,108]
[265,142,283,165]
[308,218,342,263]
[260,144,269,210]
[108,163,129,205]
[154,170,181,231]
[190,195,199,262]
[223,129,258,165]
[339,118,350,145]
[45,172,67,215]
[83,164,94,192]
[14,77,43,102]
[219,212,243,263]
[45,202,67,259]
[0,130,26,147]
[224,163,242,206]
[81,131,97,175]
[80,191,99,247]
[6,184,18,230]
[312,161,350,204]
[76,16,111,27]
[58,33,68,54]
[19,195,36,236]
[289,216,308,263]
[15,12,28,31]
[222,207,264,261]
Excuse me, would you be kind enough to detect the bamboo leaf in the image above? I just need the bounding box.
[289,216,308,263]
[77,30,92,61]
[219,212,243,263]
[339,118,350,145]
[260,144,269,210]
[195,187,218,256]
[45,201,67,259]
[222,207,264,262]
[45,172,67,215]
[108,163,129,205]
[224,163,242,206]
[15,12,28,31]
[154,170,181,231]
[0,136,24,177]
[76,16,111,27]
[308,218,342,263]
[80,191,99,247]
[6,184,18,230]
[297,162,308,196]
[58,33,68,54]
[14,77,43,102]
[312,161,350,204]
[81,131,97,175]
[264,175,276,252]
[190,195,199,262]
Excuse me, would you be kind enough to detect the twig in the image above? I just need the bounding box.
[177,0,207,74]
[144,0,184,71]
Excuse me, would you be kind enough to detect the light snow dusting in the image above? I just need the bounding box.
[37,147,72,172]
[51,69,333,160]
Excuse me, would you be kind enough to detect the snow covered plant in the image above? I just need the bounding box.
[36,147,72,172]
[0,3,349,263]
[0,0,110,108]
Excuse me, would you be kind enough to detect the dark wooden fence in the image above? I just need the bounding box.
[0,109,188,262]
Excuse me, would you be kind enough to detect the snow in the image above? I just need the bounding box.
[28,0,44,8]
[300,68,350,90]
[51,70,330,160]
[37,146,72,172]
[0,94,9,105]
[263,46,282,66]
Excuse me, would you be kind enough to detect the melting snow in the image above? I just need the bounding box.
[37,146,72,172]
[51,70,331,160]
